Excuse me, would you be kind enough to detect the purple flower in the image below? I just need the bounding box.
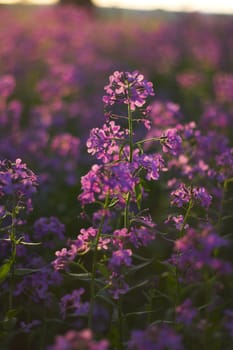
[108,272,130,299]
[50,133,80,158]
[160,128,182,156]
[86,121,127,163]
[134,153,166,181]
[170,183,191,207]
[14,265,63,305]
[33,216,65,248]
[53,248,71,271]
[60,288,89,319]
[109,249,132,269]
[176,299,198,325]
[79,162,139,206]
[213,72,233,103]
[20,320,41,333]
[192,187,212,208]
[176,70,203,89]
[224,309,233,338]
[170,225,231,283]
[103,70,154,111]
[129,226,156,248]
[146,101,181,132]
[170,183,212,209]
[0,75,15,98]
[128,324,184,350]
[0,158,38,212]
[165,214,189,231]
[48,329,109,350]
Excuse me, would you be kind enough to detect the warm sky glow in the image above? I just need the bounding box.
[0,0,233,14]
[93,0,233,14]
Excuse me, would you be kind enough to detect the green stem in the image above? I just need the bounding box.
[118,297,124,350]
[123,95,134,230]
[127,96,133,163]
[124,192,131,229]
[217,177,233,232]
[179,199,193,237]
[88,194,109,328]
[9,209,17,310]
[136,137,160,145]
[40,309,47,350]
[174,199,193,318]
[116,92,134,347]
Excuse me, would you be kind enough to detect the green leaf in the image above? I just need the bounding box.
[108,198,119,208]
[15,268,40,276]
[132,253,151,262]
[97,263,110,278]
[96,293,115,307]
[125,310,156,318]
[135,182,143,210]
[5,309,18,319]
[18,241,41,246]
[2,316,17,331]
[128,279,149,292]
[126,258,154,275]
[0,259,13,284]
[222,215,233,221]
[66,272,92,281]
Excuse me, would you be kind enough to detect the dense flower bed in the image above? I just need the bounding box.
[0,5,233,350]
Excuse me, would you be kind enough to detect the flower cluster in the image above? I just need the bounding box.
[86,121,128,163]
[170,183,212,208]
[170,225,232,283]
[33,216,65,248]
[128,324,184,350]
[103,70,154,111]
[48,329,109,350]
[0,158,38,212]
[60,288,89,319]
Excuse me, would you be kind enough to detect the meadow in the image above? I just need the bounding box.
[0,5,233,349]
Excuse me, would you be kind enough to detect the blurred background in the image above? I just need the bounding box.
[0,0,232,231]
[0,0,232,14]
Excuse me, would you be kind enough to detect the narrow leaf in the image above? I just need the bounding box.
[0,259,13,284]
[19,241,41,246]
[67,272,92,281]
[15,268,40,276]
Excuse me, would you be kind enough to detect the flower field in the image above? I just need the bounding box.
[0,5,233,350]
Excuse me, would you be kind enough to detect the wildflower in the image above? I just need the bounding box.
[33,217,65,248]
[48,329,109,350]
[192,187,212,208]
[108,272,130,299]
[86,121,127,163]
[170,225,231,283]
[0,158,38,212]
[170,183,212,209]
[50,133,80,158]
[165,214,189,231]
[224,309,233,338]
[60,288,89,319]
[134,153,166,181]
[160,128,182,156]
[170,183,191,207]
[128,324,184,350]
[0,75,15,98]
[103,70,154,111]
[14,265,63,305]
[109,249,132,269]
[176,299,198,325]
[20,320,41,333]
